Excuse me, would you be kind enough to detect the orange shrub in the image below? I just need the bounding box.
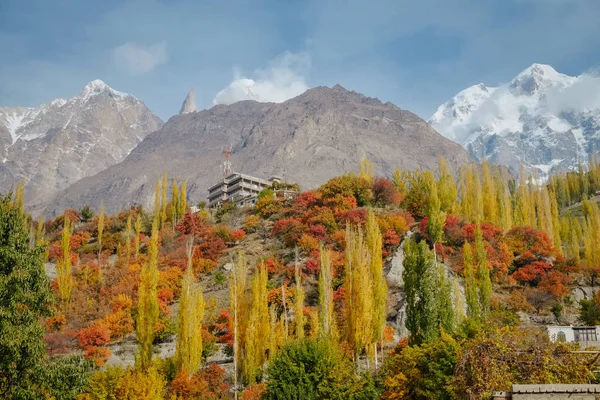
[241,383,266,400]
[158,266,184,298]
[170,364,229,399]
[76,322,111,348]
[84,346,111,367]
[377,213,409,237]
[103,294,134,339]
[298,233,319,253]
[158,288,175,314]
[193,258,217,274]
[46,314,67,331]
[231,229,246,242]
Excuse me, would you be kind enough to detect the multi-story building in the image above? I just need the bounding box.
[207,172,281,208]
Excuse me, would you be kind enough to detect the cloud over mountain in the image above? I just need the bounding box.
[213,51,310,105]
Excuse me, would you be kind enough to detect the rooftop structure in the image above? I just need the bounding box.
[492,384,600,399]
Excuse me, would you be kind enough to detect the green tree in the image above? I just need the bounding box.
[264,339,360,400]
[80,205,94,222]
[0,194,89,399]
[402,238,451,343]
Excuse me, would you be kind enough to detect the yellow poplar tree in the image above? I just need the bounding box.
[154,181,161,220]
[437,156,458,213]
[344,224,373,362]
[160,172,168,228]
[14,180,25,216]
[463,242,479,319]
[496,170,513,230]
[475,224,492,317]
[136,213,160,370]
[179,181,187,218]
[134,214,142,259]
[318,244,336,339]
[175,237,204,375]
[230,252,248,395]
[294,248,305,339]
[518,167,532,227]
[97,201,105,261]
[244,263,270,384]
[125,213,132,265]
[56,216,74,304]
[171,179,179,226]
[481,160,499,224]
[360,156,374,184]
[550,191,562,254]
[367,210,386,369]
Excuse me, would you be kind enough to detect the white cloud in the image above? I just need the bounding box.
[546,71,600,113]
[213,51,310,105]
[113,41,167,75]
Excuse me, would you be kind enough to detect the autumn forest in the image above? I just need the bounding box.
[4,157,600,399]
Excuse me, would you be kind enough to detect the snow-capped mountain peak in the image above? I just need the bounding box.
[0,81,162,209]
[77,79,130,102]
[429,63,600,177]
[509,63,574,95]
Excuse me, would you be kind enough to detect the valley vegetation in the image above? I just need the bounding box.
[3,158,600,399]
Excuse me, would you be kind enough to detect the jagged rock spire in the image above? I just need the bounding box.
[179,88,197,114]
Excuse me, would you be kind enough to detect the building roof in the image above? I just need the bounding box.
[511,384,600,393]
[207,172,271,193]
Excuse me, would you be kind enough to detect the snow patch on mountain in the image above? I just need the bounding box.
[429,64,600,177]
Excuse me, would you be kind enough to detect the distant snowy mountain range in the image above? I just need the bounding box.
[0,80,162,210]
[429,64,600,177]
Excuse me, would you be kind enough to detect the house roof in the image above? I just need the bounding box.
[511,384,600,393]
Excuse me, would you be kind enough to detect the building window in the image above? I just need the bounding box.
[574,328,597,342]
[557,331,566,343]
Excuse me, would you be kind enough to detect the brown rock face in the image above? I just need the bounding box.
[0,80,163,212]
[46,85,471,216]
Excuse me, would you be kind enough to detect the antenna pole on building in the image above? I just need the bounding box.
[222,145,233,177]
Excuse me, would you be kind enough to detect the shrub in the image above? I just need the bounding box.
[116,367,165,400]
[298,234,320,253]
[372,177,402,207]
[76,322,111,348]
[272,217,307,247]
[319,175,373,206]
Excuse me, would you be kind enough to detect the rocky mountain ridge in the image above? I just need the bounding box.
[46,84,472,215]
[0,80,163,210]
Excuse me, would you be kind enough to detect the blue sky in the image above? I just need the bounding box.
[1,0,599,121]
